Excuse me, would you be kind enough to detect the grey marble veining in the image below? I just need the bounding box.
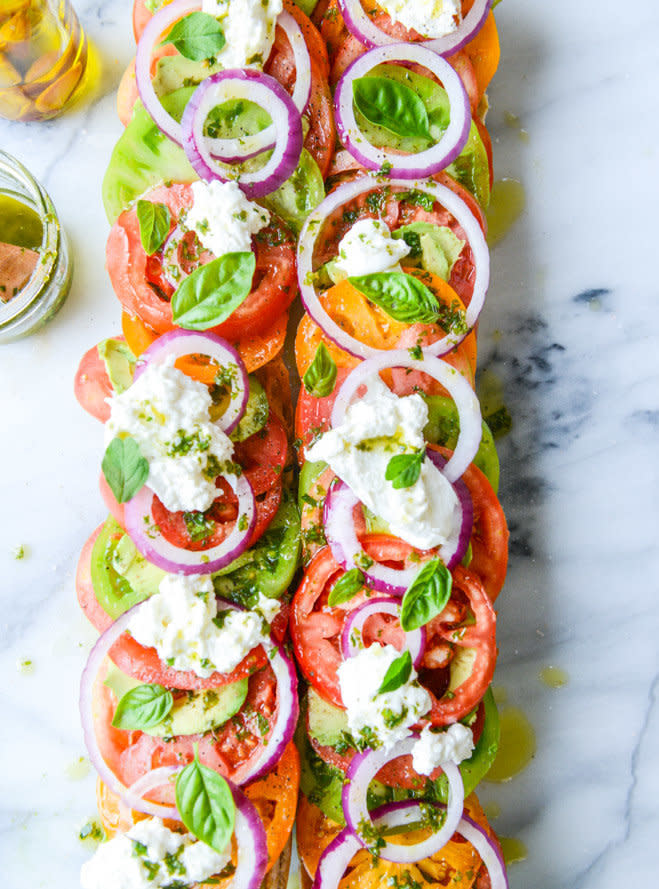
[1,1,658,887]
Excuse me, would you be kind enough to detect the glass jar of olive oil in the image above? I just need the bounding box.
[0,150,72,342]
[0,0,87,122]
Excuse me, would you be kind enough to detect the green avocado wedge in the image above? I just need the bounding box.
[104,662,249,737]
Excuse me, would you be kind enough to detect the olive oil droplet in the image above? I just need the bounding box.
[500,836,528,865]
[539,665,569,688]
[485,707,536,783]
[486,179,526,247]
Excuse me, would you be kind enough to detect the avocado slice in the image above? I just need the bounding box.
[229,376,269,443]
[307,686,349,748]
[104,662,249,737]
[97,338,135,395]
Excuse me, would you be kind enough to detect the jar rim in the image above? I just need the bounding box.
[0,150,60,327]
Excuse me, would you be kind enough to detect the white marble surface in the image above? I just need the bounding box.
[1,1,658,886]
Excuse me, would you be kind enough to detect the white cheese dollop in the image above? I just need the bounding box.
[106,356,234,514]
[337,643,432,752]
[306,376,461,550]
[411,722,474,776]
[184,179,270,259]
[333,219,410,278]
[202,0,282,69]
[80,817,229,889]
[128,574,270,678]
[376,0,461,39]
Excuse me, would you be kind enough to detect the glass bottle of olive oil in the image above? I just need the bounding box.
[0,0,87,122]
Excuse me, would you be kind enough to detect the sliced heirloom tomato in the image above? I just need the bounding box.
[290,542,497,726]
[74,342,115,423]
[106,184,297,341]
[93,654,278,790]
[97,740,299,875]
[432,445,508,601]
[99,412,288,557]
[296,791,500,889]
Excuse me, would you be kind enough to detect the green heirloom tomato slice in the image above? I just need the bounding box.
[212,494,301,604]
[90,517,167,620]
[102,87,196,223]
[422,394,500,492]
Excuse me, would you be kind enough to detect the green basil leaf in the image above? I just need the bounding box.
[348,271,440,325]
[172,251,255,330]
[328,568,365,607]
[136,200,171,255]
[385,448,426,490]
[112,684,173,730]
[353,76,431,141]
[161,11,226,61]
[101,436,149,504]
[176,751,235,853]
[377,650,413,695]
[400,558,453,631]
[303,342,337,398]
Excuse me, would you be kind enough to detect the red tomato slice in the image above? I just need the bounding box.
[93,660,277,789]
[100,414,287,552]
[295,367,350,464]
[290,543,497,726]
[265,37,335,179]
[74,339,123,422]
[106,184,297,340]
[107,632,267,691]
[432,445,508,601]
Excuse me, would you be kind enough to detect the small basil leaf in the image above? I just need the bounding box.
[348,272,440,325]
[385,448,426,490]
[400,558,453,631]
[172,251,255,330]
[161,11,226,61]
[377,650,413,695]
[328,568,365,607]
[112,684,173,730]
[102,436,149,504]
[175,752,235,854]
[136,200,171,255]
[353,76,431,142]
[303,342,337,398]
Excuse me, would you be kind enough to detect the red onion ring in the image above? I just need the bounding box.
[342,737,464,862]
[337,0,491,57]
[160,224,187,290]
[205,11,311,162]
[124,474,255,575]
[133,329,249,435]
[231,783,269,889]
[242,640,300,784]
[128,771,268,889]
[128,766,181,802]
[297,176,489,359]
[135,0,200,147]
[324,477,471,591]
[313,800,508,889]
[181,69,304,199]
[340,597,426,667]
[79,602,181,820]
[330,352,481,483]
[334,43,469,177]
